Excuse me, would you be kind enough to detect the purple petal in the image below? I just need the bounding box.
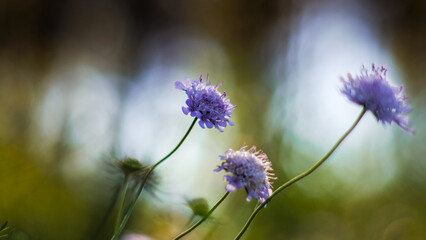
[215,125,224,133]
[198,120,205,129]
[218,121,227,127]
[236,182,244,189]
[395,117,415,134]
[225,175,233,182]
[182,107,190,115]
[174,81,185,90]
[195,111,202,118]
[214,166,225,172]
[185,99,193,107]
[205,121,214,128]
[226,184,236,192]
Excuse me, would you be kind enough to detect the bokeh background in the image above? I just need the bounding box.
[0,0,425,239]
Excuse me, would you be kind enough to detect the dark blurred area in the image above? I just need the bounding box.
[0,0,425,239]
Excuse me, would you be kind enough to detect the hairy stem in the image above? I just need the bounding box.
[114,175,130,232]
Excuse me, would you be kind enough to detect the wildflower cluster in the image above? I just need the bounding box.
[112,66,413,240]
[341,65,413,133]
[175,75,236,132]
[215,146,274,203]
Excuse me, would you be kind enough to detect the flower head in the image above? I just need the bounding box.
[175,74,236,132]
[186,197,210,217]
[215,146,274,203]
[119,157,145,174]
[341,64,413,133]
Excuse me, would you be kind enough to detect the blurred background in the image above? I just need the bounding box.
[0,0,425,239]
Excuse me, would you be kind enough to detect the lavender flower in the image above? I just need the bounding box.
[175,75,236,132]
[215,146,274,203]
[341,64,413,133]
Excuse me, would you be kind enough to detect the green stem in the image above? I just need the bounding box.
[234,108,366,240]
[92,178,122,239]
[111,118,198,240]
[114,175,130,232]
[174,191,230,240]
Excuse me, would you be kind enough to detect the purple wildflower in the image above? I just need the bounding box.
[215,146,274,203]
[341,64,413,133]
[175,74,236,132]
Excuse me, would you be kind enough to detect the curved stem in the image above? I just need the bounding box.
[152,117,198,169]
[234,108,366,240]
[111,118,198,240]
[114,175,130,232]
[174,191,230,240]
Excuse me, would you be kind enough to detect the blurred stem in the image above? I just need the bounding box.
[92,178,122,239]
[183,215,196,229]
[174,191,229,240]
[111,118,198,240]
[114,175,130,232]
[234,108,366,240]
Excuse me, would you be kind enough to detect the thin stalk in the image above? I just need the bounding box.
[111,118,198,240]
[234,108,366,240]
[174,191,230,240]
[92,177,122,239]
[114,175,130,232]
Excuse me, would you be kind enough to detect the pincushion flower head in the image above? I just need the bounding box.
[215,146,274,203]
[175,74,236,132]
[341,64,413,133]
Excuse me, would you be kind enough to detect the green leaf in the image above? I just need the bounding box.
[0,222,7,232]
